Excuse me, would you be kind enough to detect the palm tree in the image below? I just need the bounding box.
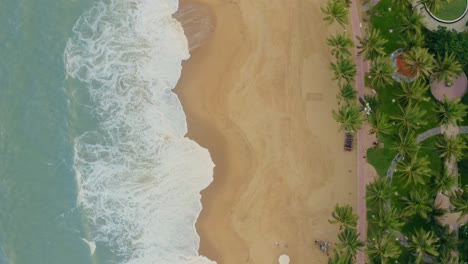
[391,103,427,132]
[438,251,459,264]
[366,176,395,209]
[336,82,357,103]
[434,224,458,257]
[368,111,393,139]
[392,130,420,157]
[398,32,425,52]
[432,169,457,195]
[369,56,395,88]
[391,0,411,8]
[371,206,405,234]
[397,9,426,38]
[396,153,431,187]
[331,57,357,84]
[336,228,364,256]
[402,47,435,79]
[329,204,358,230]
[401,189,433,218]
[357,28,388,60]
[434,96,468,126]
[394,78,430,106]
[327,33,354,59]
[407,228,440,263]
[417,0,449,13]
[450,186,468,220]
[332,104,365,133]
[436,134,467,162]
[321,0,349,27]
[328,249,353,264]
[432,53,463,85]
[366,233,402,263]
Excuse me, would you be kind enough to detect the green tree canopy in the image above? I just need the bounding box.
[332,104,365,133]
[401,189,433,218]
[357,28,388,60]
[394,78,430,106]
[368,111,393,139]
[366,233,402,263]
[336,227,364,256]
[327,33,354,59]
[396,153,431,186]
[434,96,468,126]
[329,204,358,230]
[369,56,395,88]
[424,26,468,70]
[407,228,440,263]
[402,47,435,79]
[391,103,427,132]
[330,57,357,84]
[366,176,395,209]
[432,52,463,85]
[321,0,349,27]
[436,134,467,162]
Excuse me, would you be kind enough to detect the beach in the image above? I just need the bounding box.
[174,0,358,263]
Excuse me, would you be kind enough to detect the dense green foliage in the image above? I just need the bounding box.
[423,26,468,73]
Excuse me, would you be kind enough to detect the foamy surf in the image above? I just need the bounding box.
[64,0,215,263]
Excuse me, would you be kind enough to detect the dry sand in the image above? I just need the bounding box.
[174,0,358,263]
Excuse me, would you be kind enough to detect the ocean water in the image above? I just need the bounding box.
[0,0,215,263]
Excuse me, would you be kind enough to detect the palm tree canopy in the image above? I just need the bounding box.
[369,56,395,88]
[397,9,426,37]
[394,78,430,106]
[432,169,457,195]
[391,103,427,132]
[329,204,358,230]
[398,32,425,52]
[432,52,463,84]
[366,233,402,263]
[337,82,357,104]
[402,47,435,79]
[401,189,433,218]
[327,33,354,58]
[371,206,405,234]
[321,0,349,27]
[396,153,432,187]
[368,111,393,139]
[366,176,395,209]
[434,96,468,126]
[392,130,420,157]
[328,249,353,264]
[332,104,365,133]
[336,227,364,256]
[408,228,440,263]
[330,57,357,83]
[357,28,388,60]
[436,134,467,162]
[450,186,468,219]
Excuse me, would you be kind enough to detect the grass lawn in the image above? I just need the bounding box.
[368,0,408,53]
[431,0,468,21]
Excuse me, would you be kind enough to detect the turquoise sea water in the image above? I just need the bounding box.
[0,0,97,263]
[0,0,215,263]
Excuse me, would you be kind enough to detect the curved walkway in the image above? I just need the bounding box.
[417,1,468,32]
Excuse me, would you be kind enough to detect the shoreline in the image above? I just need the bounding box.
[174,0,358,262]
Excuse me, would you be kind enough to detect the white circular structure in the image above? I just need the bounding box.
[279,254,290,264]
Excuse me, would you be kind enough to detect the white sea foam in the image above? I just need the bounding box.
[64,0,215,263]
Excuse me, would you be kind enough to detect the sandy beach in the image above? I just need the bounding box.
[174,0,358,263]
